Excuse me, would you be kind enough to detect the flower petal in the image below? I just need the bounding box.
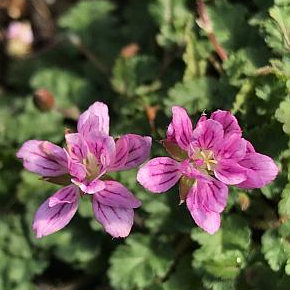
[88,135,116,168]
[92,198,134,238]
[166,122,176,141]
[179,159,211,183]
[17,140,68,177]
[108,136,129,171]
[214,159,246,185]
[65,133,88,161]
[78,102,109,135]
[95,180,141,208]
[32,185,79,238]
[210,110,241,137]
[78,114,100,140]
[137,157,181,193]
[72,178,106,194]
[110,134,152,171]
[202,179,228,213]
[186,182,222,234]
[216,134,247,161]
[48,185,79,207]
[193,119,224,151]
[171,106,193,150]
[237,153,279,189]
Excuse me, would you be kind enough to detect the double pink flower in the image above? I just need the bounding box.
[17,102,151,238]
[137,107,279,234]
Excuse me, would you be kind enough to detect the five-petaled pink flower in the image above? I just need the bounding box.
[137,106,279,234]
[17,102,151,238]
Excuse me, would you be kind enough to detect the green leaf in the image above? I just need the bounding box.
[109,234,173,290]
[111,55,158,98]
[30,68,93,108]
[261,229,290,272]
[191,215,250,284]
[264,6,290,55]
[207,0,260,51]
[275,98,290,135]
[165,77,218,115]
[149,0,191,47]
[163,256,203,290]
[279,183,290,216]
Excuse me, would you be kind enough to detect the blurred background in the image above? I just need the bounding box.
[1,0,290,289]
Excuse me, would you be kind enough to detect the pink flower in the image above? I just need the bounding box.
[137,106,278,234]
[6,21,33,56]
[17,102,151,238]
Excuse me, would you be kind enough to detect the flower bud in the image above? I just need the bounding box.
[121,43,139,58]
[33,89,55,112]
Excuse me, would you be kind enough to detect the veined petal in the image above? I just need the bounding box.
[186,182,221,235]
[78,114,100,140]
[210,110,241,137]
[246,140,255,153]
[108,136,129,171]
[92,198,134,238]
[166,122,176,141]
[237,153,279,189]
[49,185,79,207]
[137,157,181,193]
[95,180,141,208]
[66,150,86,181]
[89,135,116,168]
[214,159,246,185]
[216,134,247,161]
[17,140,68,177]
[72,178,106,194]
[171,106,193,150]
[78,102,109,135]
[202,179,228,213]
[65,133,88,161]
[32,185,79,238]
[110,134,152,172]
[179,159,211,183]
[193,119,224,151]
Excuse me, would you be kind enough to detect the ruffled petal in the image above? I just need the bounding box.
[92,198,134,238]
[193,119,224,151]
[108,136,129,171]
[110,134,152,171]
[202,179,228,213]
[186,181,221,235]
[214,159,247,185]
[170,106,193,150]
[65,133,88,161]
[216,134,247,161]
[210,110,241,137]
[72,178,106,194]
[32,185,79,238]
[237,153,279,189]
[179,159,211,183]
[78,101,109,135]
[17,140,68,177]
[137,157,182,193]
[88,135,116,168]
[78,114,100,140]
[48,185,79,207]
[95,180,141,208]
[166,122,176,141]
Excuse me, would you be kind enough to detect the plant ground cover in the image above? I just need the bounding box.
[1,0,290,289]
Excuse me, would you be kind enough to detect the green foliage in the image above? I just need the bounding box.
[191,215,251,289]
[1,0,290,289]
[109,234,172,290]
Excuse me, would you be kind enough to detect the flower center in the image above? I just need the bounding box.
[191,149,217,173]
[84,151,101,181]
